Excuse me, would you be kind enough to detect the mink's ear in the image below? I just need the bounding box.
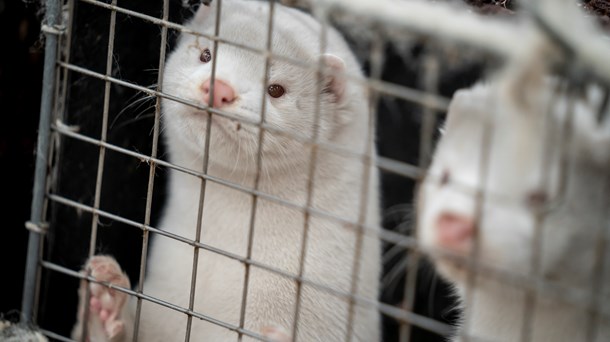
[320,54,347,104]
[445,89,473,129]
[443,85,493,133]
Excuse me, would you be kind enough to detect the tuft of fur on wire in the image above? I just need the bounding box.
[0,319,48,342]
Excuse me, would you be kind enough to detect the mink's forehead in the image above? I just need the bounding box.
[187,7,321,62]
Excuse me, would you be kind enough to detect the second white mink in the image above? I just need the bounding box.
[418,77,610,342]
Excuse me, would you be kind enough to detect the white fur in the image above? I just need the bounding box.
[73,1,380,341]
[418,79,610,341]
[417,1,610,340]
[0,320,48,342]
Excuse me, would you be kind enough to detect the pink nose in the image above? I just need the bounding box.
[201,78,236,108]
[435,212,475,252]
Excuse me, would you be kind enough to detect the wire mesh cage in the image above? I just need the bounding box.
[20,0,610,341]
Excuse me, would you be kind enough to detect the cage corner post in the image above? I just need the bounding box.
[21,0,62,325]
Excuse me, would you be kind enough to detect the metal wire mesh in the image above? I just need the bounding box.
[21,0,610,341]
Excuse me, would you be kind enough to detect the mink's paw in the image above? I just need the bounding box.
[73,255,131,341]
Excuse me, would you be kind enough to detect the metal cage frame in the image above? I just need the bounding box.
[21,0,610,341]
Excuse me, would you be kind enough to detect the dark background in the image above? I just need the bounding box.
[5,0,605,341]
[1,0,45,323]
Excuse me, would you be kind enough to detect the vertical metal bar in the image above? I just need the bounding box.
[34,0,75,325]
[520,81,574,342]
[80,3,118,340]
[237,0,275,340]
[48,0,74,210]
[184,1,223,340]
[88,0,117,260]
[291,7,329,342]
[586,173,610,341]
[344,29,384,342]
[519,212,543,342]
[417,55,440,172]
[519,81,550,342]
[84,0,117,258]
[586,91,610,341]
[400,52,439,342]
[21,0,62,324]
[48,0,74,231]
[459,93,495,342]
[131,0,169,340]
[57,0,75,125]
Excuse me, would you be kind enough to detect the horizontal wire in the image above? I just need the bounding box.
[57,61,428,181]
[40,247,453,335]
[50,123,419,245]
[70,0,452,111]
[47,192,610,319]
[40,261,276,342]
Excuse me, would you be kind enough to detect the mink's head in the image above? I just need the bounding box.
[161,0,367,174]
[418,82,610,300]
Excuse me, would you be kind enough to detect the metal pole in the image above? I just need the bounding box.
[21,0,62,324]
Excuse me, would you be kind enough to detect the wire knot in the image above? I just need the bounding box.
[25,221,49,234]
[41,24,65,36]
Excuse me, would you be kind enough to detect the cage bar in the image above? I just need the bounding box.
[21,0,63,325]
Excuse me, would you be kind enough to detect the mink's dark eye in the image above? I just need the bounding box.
[440,169,450,186]
[526,190,548,209]
[267,84,285,98]
[200,48,212,63]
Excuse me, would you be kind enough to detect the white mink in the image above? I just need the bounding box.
[72,1,381,341]
[417,76,610,342]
